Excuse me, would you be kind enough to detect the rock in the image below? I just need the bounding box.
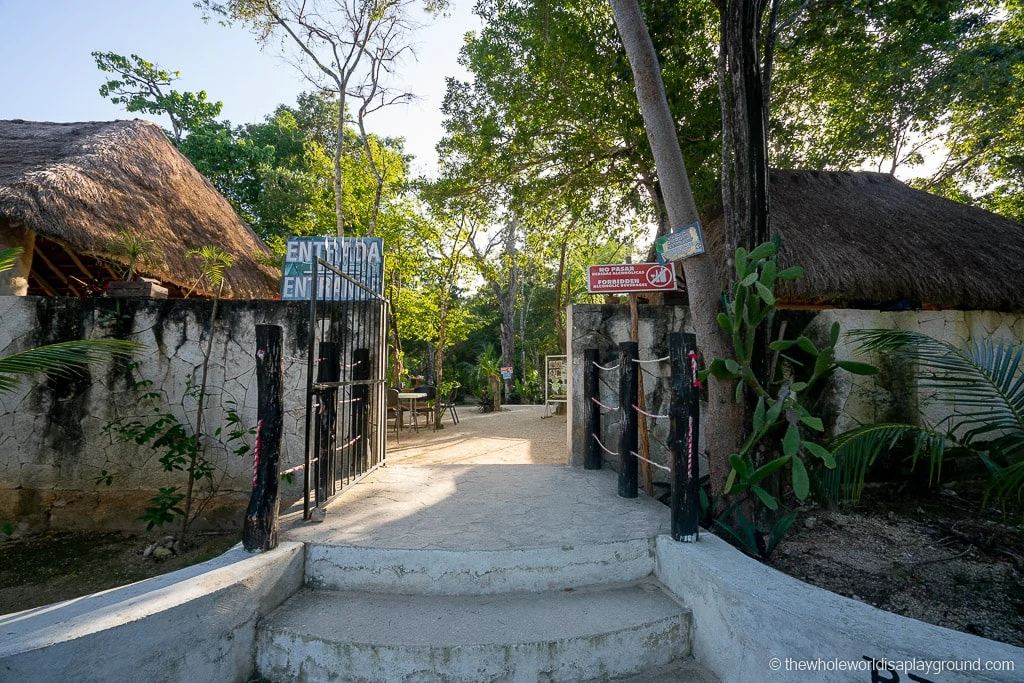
[309,507,327,523]
[804,517,817,529]
[143,542,157,557]
[152,546,173,560]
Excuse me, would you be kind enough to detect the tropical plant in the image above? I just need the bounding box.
[700,240,878,512]
[104,226,162,281]
[827,329,1024,512]
[0,247,142,396]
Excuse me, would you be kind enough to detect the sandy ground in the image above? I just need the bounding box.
[384,404,569,466]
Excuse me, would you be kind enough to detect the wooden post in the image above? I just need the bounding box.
[669,332,700,541]
[583,348,601,470]
[243,325,284,552]
[618,341,639,498]
[629,293,654,494]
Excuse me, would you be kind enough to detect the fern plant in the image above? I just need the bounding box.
[828,329,1024,509]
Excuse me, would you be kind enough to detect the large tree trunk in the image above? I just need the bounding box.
[609,0,742,499]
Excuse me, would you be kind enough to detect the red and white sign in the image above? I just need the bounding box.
[587,263,677,293]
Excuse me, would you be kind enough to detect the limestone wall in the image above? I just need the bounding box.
[567,304,698,484]
[0,296,318,533]
[568,304,1023,476]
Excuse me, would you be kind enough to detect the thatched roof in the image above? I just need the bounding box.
[705,170,1024,312]
[0,119,279,298]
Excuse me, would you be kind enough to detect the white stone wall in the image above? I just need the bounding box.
[0,296,314,533]
[568,305,1024,471]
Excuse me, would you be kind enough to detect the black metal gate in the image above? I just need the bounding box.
[302,256,388,519]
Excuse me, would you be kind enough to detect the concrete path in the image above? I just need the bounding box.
[279,405,671,550]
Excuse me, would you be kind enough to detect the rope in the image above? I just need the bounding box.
[340,360,363,369]
[630,450,671,473]
[689,351,704,389]
[338,435,362,450]
[591,433,618,456]
[632,403,668,419]
[593,361,620,371]
[633,355,670,365]
[591,396,619,412]
[280,456,318,476]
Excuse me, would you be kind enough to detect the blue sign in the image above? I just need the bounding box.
[280,237,384,301]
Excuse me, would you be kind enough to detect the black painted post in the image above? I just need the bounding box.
[618,341,639,498]
[316,342,340,506]
[243,325,283,552]
[584,349,601,470]
[352,348,370,472]
[669,332,700,542]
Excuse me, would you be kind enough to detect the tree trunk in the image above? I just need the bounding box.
[609,0,742,500]
[334,91,347,237]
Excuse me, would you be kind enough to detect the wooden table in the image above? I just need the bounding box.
[397,392,427,430]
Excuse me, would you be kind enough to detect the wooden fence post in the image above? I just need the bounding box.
[584,348,601,469]
[669,332,700,542]
[243,324,284,552]
[618,341,639,498]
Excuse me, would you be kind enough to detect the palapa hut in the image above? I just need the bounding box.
[0,119,279,299]
[705,169,1024,312]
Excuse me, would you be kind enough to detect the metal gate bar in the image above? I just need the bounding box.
[303,255,388,520]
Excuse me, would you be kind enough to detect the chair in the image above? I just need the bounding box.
[439,385,460,425]
[415,385,438,427]
[385,388,401,441]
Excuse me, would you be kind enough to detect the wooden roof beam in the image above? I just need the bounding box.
[62,244,95,280]
[33,245,81,296]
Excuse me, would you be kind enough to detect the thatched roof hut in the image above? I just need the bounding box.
[705,170,1024,312]
[0,119,279,298]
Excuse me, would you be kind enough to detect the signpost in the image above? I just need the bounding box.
[586,263,677,294]
[500,366,514,380]
[280,236,384,301]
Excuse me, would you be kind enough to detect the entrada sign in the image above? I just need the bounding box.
[280,237,384,301]
[586,263,677,293]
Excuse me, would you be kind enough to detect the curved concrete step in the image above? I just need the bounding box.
[304,538,656,595]
[256,579,692,682]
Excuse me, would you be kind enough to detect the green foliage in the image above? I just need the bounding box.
[92,51,222,144]
[713,505,797,563]
[102,368,255,533]
[105,226,162,281]
[829,329,1024,511]
[184,245,234,295]
[698,239,876,558]
[700,240,875,513]
[0,338,142,396]
[0,246,21,273]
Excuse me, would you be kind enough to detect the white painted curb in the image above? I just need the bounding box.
[0,541,304,683]
[655,533,1024,683]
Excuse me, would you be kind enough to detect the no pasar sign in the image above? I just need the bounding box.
[587,263,677,293]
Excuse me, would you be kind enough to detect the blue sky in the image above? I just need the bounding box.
[0,0,477,175]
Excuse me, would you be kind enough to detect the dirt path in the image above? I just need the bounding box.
[385,404,568,466]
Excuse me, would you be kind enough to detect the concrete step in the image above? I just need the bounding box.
[304,538,656,595]
[256,579,694,682]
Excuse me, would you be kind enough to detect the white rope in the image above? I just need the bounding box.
[281,456,318,476]
[632,403,668,419]
[340,360,363,369]
[630,450,671,473]
[593,361,620,371]
[338,435,361,450]
[591,433,618,456]
[633,355,670,365]
[591,396,619,412]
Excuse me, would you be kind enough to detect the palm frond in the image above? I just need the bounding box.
[849,329,1024,436]
[0,247,23,274]
[823,423,955,504]
[0,339,143,394]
